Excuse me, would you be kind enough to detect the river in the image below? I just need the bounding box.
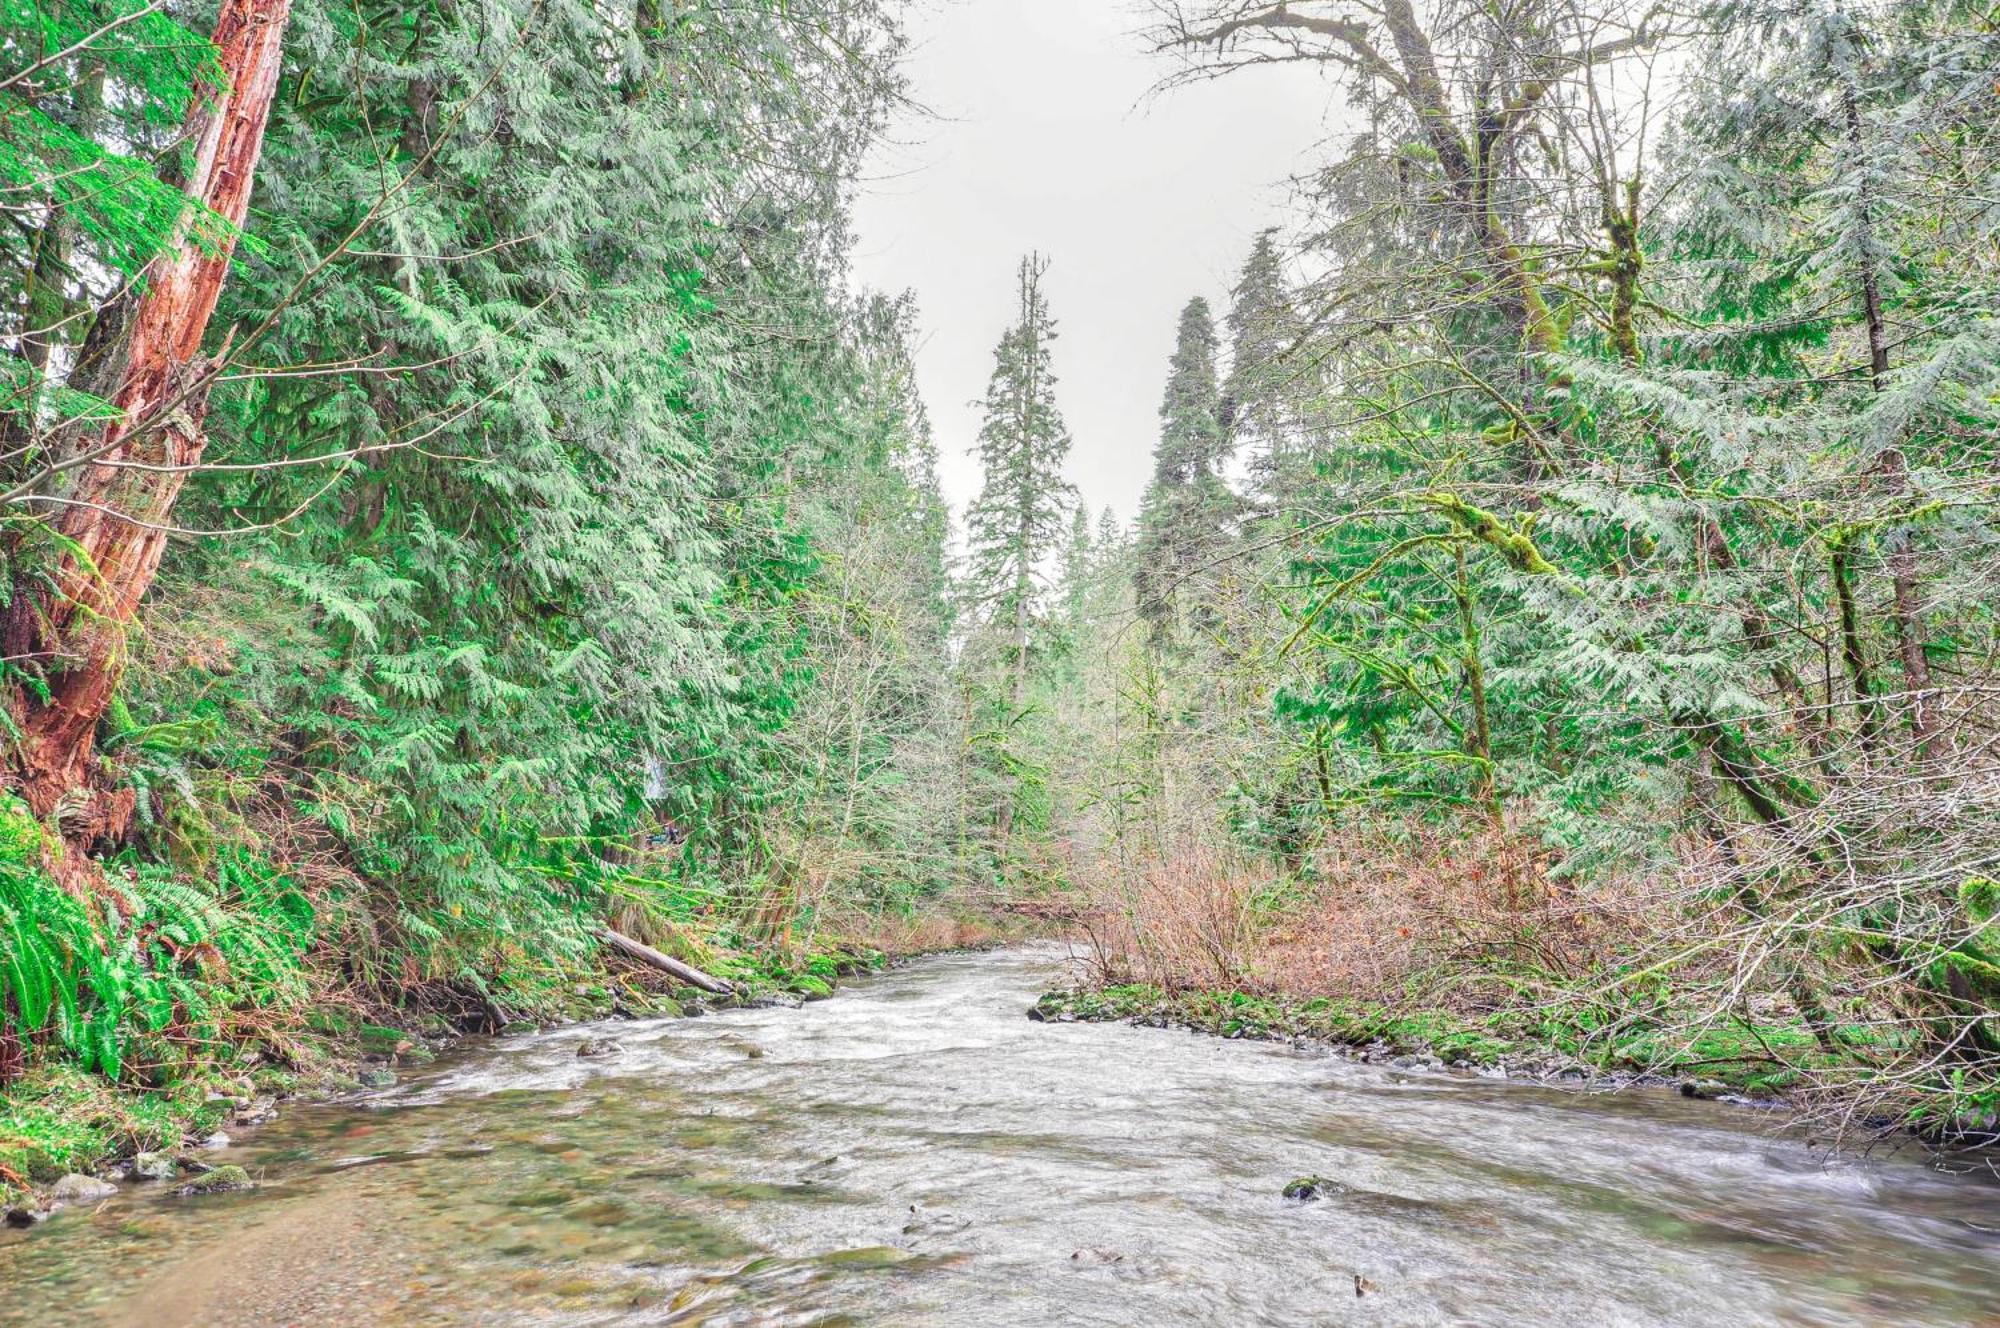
[2,945,1996,1326]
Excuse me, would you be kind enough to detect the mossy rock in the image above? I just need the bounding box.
[788,975,835,999]
[171,1165,253,1197]
[1282,1176,1341,1201]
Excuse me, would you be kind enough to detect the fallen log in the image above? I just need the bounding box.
[594,928,733,995]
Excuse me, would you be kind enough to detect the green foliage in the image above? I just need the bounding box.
[2,0,969,1113]
[0,792,319,1084]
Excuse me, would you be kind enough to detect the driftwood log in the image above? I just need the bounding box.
[595,928,733,995]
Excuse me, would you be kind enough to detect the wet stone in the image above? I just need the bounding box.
[1283,1176,1342,1201]
[170,1165,254,1197]
[48,1174,119,1205]
[129,1152,177,1182]
[577,1038,624,1058]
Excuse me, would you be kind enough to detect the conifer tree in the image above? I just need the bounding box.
[964,253,1076,710]
[1135,296,1234,639]
[1224,230,1302,491]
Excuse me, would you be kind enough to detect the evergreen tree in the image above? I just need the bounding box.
[964,253,1077,710]
[1224,229,1304,493]
[1135,296,1235,639]
[1059,506,1095,625]
[1093,505,1124,552]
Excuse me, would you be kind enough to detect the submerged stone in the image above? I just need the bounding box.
[48,1173,118,1204]
[129,1152,177,1182]
[576,1037,624,1058]
[171,1165,254,1197]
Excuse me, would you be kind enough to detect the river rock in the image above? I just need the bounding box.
[170,1165,254,1197]
[576,1037,624,1058]
[48,1174,118,1204]
[1282,1176,1341,1201]
[234,1096,278,1125]
[357,1067,397,1089]
[3,1205,50,1228]
[129,1151,177,1182]
[1680,1078,1730,1100]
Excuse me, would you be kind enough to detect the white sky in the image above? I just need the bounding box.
[848,0,1337,528]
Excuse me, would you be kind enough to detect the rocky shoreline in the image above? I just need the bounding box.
[1026,983,1792,1109]
[0,945,895,1226]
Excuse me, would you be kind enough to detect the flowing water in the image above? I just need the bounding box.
[3,945,1998,1327]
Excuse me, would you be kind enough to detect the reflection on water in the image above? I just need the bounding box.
[3,945,1997,1326]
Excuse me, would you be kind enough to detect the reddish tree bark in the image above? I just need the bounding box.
[4,0,292,839]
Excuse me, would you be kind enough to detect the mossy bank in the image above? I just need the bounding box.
[1029,982,1841,1106]
[0,939,897,1212]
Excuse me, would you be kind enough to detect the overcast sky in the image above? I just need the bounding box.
[848,1,1336,529]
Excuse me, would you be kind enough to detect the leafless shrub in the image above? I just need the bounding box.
[1077,819,1651,1007]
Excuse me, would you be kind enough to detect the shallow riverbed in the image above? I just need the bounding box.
[2,945,1997,1326]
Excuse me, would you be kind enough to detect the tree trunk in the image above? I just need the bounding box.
[3,0,293,844]
[1843,89,1935,753]
[595,928,734,995]
[1830,536,1881,752]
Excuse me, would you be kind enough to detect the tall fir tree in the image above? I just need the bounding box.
[1224,229,1303,494]
[1135,296,1235,639]
[964,253,1077,710]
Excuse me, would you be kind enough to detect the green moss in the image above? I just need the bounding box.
[0,1063,227,1203]
[0,792,51,868]
[172,1164,252,1196]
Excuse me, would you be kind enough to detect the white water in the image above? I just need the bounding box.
[4,945,1997,1325]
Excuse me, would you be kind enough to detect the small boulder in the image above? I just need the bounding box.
[1282,1176,1341,1201]
[170,1165,254,1198]
[48,1174,118,1205]
[129,1152,177,1182]
[234,1097,277,1125]
[1679,1078,1730,1100]
[357,1068,397,1089]
[3,1205,50,1228]
[575,1037,624,1059]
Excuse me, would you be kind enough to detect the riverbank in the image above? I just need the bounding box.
[1029,980,1813,1105]
[8,945,1997,1328]
[0,911,1026,1216]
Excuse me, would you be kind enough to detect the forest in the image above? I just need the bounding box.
[1,0,1997,1209]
